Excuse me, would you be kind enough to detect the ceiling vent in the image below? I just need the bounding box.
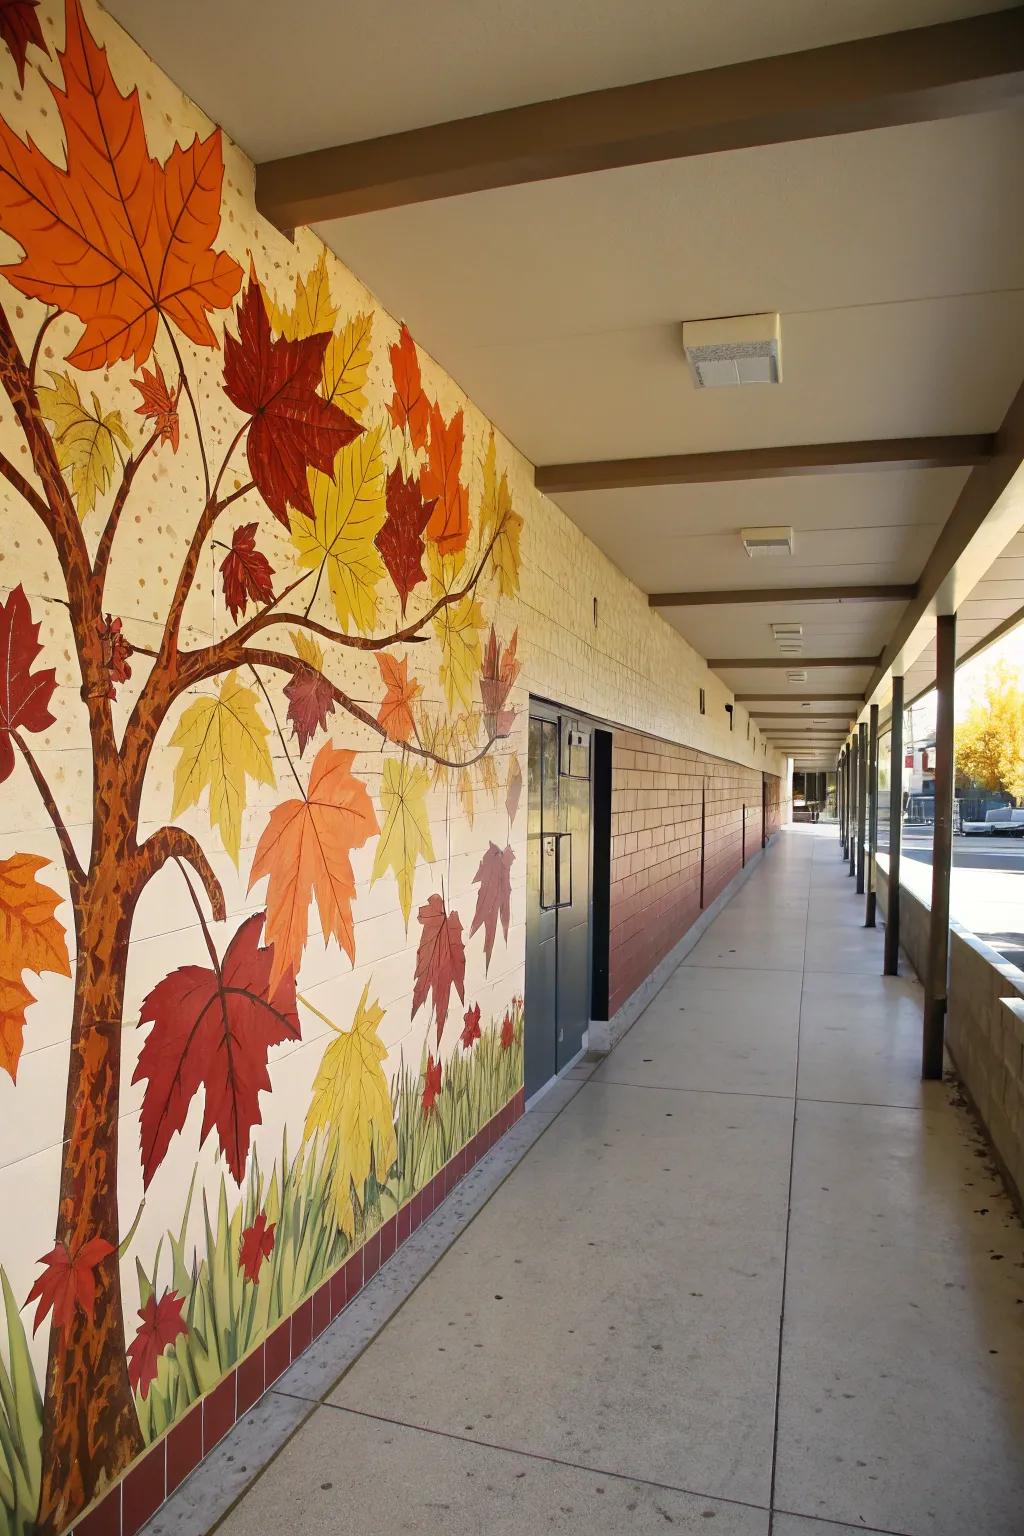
[683,312,782,388]
[786,669,808,684]
[771,623,803,640]
[776,642,804,656]
[741,526,794,559]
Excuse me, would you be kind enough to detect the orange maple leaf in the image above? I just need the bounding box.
[248,743,379,991]
[0,851,71,1081]
[376,653,421,745]
[0,0,242,369]
[420,402,469,556]
[385,322,430,453]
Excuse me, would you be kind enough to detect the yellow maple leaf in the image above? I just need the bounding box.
[170,671,276,864]
[303,982,398,1236]
[324,311,374,423]
[263,255,373,421]
[458,767,474,827]
[291,424,387,635]
[37,371,131,520]
[290,628,325,671]
[371,757,435,926]
[480,429,523,596]
[0,853,71,1082]
[262,249,337,341]
[428,544,483,715]
[477,749,500,805]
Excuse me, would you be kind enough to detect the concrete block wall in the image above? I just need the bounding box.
[608,730,773,1016]
[875,858,1024,1205]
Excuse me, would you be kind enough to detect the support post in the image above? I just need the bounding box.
[856,721,867,892]
[848,736,858,876]
[841,744,850,856]
[923,614,956,1079]
[865,703,879,926]
[884,676,904,976]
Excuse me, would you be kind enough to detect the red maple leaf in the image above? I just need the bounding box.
[223,278,362,526]
[411,893,466,1045]
[221,522,275,623]
[25,1235,113,1334]
[0,583,56,784]
[470,843,515,971]
[0,0,242,370]
[284,666,336,755]
[376,653,421,745]
[133,912,300,1187]
[132,359,180,452]
[375,464,435,615]
[0,0,47,86]
[500,1011,515,1051]
[420,403,469,556]
[238,1211,276,1284]
[480,626,520,740]
[126,1289,187,1398]
[95,613,132,699]
[421,1052,442,1119]
[385,322,430,453]
[460,1003,481,1051]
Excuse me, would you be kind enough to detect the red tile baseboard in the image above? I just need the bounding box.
[68,1092,524,1536]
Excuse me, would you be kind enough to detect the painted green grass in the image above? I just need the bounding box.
[136,1010,523,1441]
[0,1269,42,1536]
[0,1009,525,1499]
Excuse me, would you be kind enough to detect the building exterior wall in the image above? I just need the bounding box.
[608,732,772,1017]
[0,6,786,1536]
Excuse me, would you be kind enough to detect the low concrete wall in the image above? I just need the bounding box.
[873,858,930,985]
[874,853,1024,1205]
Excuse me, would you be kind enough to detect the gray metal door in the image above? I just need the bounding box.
[524,706,593,1098]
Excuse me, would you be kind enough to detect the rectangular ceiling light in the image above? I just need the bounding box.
[741,526,794,559]
[683,312,782,388]
[786,670,808,683]
[771,623,803,639]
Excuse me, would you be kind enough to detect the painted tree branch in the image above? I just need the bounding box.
[94,427,162,590]
[0,448,51,522]
[12,730,86,887]
[136,825,227,921]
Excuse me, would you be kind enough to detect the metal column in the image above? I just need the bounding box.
[855,721,867,894]
[865,703,879,927]
[884,676,904,976]
[848,735,858,877]
[923,615,956,1080]
[838,750,845,848]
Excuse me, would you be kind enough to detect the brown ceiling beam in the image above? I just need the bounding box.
[709,655,878,668]
[735,693,865,703]
[749,710,853,718]
[254,10,1024,227]
[536,436,993,493]
[651,585,915,606]
[867,376,1024,696]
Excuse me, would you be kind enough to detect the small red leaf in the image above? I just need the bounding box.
[500,1010,515,1051]
[238,1211,276,1284]
[134,913,300,1187]
[132,359,180,451]
[223,279,362,525]
[283,666,336,755]
[0,0,45,85]
[25,1236,113,1334]
[221,522,275,623]
[385,323,430,454]
[0,584,56,784]
[127,1289,187,1398]
[421,1052,442,1119]
[375,464,435,615]
[411,893,466,1045]
[480,626,519,740]
[96,613,132,699]
[469,843,515,971]
[460,1003,481,1051]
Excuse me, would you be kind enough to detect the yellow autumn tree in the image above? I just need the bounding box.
[954,661,1024,802]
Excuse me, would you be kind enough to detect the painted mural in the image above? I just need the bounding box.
[0,3,525,1532]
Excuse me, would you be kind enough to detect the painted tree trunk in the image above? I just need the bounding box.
[36,838,144,1535]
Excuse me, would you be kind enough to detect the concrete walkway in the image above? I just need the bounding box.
[219,825,1024,1536]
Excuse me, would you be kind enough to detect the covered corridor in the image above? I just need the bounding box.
[196,825,1024,1536]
